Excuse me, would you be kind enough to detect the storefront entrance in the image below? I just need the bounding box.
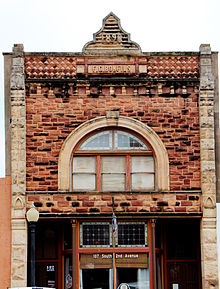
[32,219,201,289]
[79,252,149,289]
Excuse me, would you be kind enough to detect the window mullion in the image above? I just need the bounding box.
[126,155,131,191]
[97,155,101,191]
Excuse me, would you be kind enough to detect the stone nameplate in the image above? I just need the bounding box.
[88,64,135,74]
[77,64,147,75]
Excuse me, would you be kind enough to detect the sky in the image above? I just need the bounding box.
[0,0,220,278]
[0,0,220,177]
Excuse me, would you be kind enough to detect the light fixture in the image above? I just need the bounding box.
[26,202,39,287]
[26,203,39,223]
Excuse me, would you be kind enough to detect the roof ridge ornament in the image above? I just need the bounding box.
[83,12,142,56]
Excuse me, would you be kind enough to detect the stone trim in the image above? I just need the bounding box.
[199,44,219,289]
[16,51,201,56]
[58,115,169,192]
[26,190,202,195]
[10,44,27,288]
[35,213,203,218]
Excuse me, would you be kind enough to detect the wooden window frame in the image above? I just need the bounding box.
[71,128,156,192]
[71,152,155,192]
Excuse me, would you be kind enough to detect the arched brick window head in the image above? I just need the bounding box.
[58,116,169,191]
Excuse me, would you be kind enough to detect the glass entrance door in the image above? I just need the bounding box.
[81,269,111,289]
[117,268,138,283]
[117,268,149,289]
[79,253,113,289]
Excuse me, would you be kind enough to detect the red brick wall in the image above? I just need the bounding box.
[26,192,201,214]
[26,83,200,192]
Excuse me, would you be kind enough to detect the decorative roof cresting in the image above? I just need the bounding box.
[83,12,142,55]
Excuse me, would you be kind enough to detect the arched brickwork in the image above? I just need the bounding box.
[58,116,169,191]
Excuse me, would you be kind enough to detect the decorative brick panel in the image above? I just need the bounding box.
[25,55,199,80]
[147,56,199,79]
[25,56,77,79]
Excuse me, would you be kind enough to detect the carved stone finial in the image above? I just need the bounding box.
[83,12,142,55]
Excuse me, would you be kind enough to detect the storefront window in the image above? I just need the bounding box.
[35,225,58,259]
[64,255,72,289]
[33,223,59,288]
[165,221,201,289]
[35,262,57,288]
[64,223,72,250]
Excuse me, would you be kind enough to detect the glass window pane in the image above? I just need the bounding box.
[73,157,95,173]
[117,222,148,247]
[80,223,112,247]
[132,173,154,190]
[73,174,95,190]
[64,223,72,250]
[102,174,125,191]
[131,156,154,173]
[117,268,150,288]
[82,268,110,289]
[35,262,58,288]
[36,225,58,259]
[114,131,149,150]
[79,131,112,150]
[102,156,125,173]
[64,256,72,289]
[166,222,199,259]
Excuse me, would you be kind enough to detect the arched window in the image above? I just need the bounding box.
[71,129,155,191]
[58,116,169,191]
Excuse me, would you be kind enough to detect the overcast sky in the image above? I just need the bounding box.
[1,0,220,278]
[0,0,220,177]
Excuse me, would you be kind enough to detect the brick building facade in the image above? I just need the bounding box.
[3,12,219,289]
